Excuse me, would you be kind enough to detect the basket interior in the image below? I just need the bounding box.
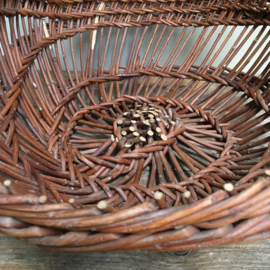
[0,1,269,212]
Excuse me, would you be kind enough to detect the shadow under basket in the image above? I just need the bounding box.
[0,0,270,253]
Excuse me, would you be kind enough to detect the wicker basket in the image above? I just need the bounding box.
[0,0,269,253]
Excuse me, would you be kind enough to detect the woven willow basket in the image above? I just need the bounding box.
[0,0,269,253]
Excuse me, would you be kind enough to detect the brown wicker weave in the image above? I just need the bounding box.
[0,0,269,253]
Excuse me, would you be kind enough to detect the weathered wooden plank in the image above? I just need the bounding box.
[0,234,269,270]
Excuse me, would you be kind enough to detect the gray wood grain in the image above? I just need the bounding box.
[0,234,269,270]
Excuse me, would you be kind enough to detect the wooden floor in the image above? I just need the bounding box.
[0,234,269,270]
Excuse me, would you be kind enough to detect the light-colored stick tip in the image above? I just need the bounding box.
[133,132,140,137]
[154,192,164,200]
[111,135,115,141]
[224,183,234,192]
[140,136,146,142]
[131,120,137,124]
[265,170,270,176]
[129,126,135,132]
[4,180,11,186]
[97,200,108,210]
[147,131,154,136]
[183,191,191,198]
[161,134,167,141]
[156,127,161,133]
[125,142,132,148]
[117,120,123,125]
[143,120,150,126]
[39,195,47,204]
[134,114,140,118]
[68,198,75,204]
[121,131,127,136]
